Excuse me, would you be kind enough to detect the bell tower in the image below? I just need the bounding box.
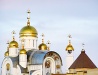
[65,35,74,73]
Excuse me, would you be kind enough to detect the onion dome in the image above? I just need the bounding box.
[66,43,74,51]
[20,49,27,54]
[9,40,18,48]
[19,10,38,38]
[38,33,47,50]
[39,43,47,50]
[5,51,9,56]
[20,40,27,54]
[20,45,27,54]
[66,35,74,51]
[9,37,18,48]
[9,31,18,48]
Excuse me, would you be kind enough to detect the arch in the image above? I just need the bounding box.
[46,51,63,65]
[1,58,13,75]
[43,57,56,75]
[31,70,41,75]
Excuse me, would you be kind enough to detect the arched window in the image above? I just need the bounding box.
[6,63,10,75]
[6,63,10,71]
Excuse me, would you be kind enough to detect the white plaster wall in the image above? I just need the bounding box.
[19,54,27,68]
[1,58,13,75]
[28,65,42,75]
[31,70,41,75]
[66,51,74,73]
[9,48,18,57]
[13,68,17,75]
[28,65,42,72]
[20,37,38,51]
[17,65,21,75]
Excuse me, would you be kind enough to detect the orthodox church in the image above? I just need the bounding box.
[1,10,98,75]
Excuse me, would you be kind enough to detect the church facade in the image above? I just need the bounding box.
[1,10,98,75]
[1,10,62,75]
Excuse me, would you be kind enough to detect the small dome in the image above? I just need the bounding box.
[39,43,47,50]
[19,25,38,37]
[9,40,18,48]
[20,49,27,54]
[5,51,9,56]
[66,44,74,51]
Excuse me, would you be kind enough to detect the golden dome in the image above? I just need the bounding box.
[66,44,74,51]
[5,51,9,56]
[39,43,47,50]
[19,25,38,37]
[20,49,27,54]
[9,40,18,48]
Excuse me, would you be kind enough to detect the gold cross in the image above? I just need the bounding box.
[27,10,31,20]
[12,30,15,35]
[47,40,51,44]
[41,33,44,37]
[68,34,72,38]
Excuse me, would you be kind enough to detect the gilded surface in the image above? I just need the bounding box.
[66,44,74,51]
[5,51,9,56]
[6,63,10,71]
[39,43,47,50]
[19,26,38,37]
[9,41,18,48]
[20,49,27,54]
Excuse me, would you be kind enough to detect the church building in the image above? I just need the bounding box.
[1,10,98,75]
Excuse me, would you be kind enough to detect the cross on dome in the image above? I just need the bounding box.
[47,40,51,45]
[47,40,51,51]
[82,43,85,51]
[27,10,31,26]
[6,40,9,45]
[21,39,25,49]
[68,34,72,38]
[41,33,45,43]
[68,34,72,44]
[12,30,16,41]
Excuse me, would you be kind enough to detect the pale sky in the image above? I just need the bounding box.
[0,0,98,73]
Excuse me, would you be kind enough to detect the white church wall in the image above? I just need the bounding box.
[17,65,21,75]
[28,65,42,74]
[66,51,74,73]
[1,58,13,75]
[21,73,29,75]
[9,48,18,57]
[13,68,17,75]
[20,37,38,50]
[19,54,27,68]
[31,70,41,75]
